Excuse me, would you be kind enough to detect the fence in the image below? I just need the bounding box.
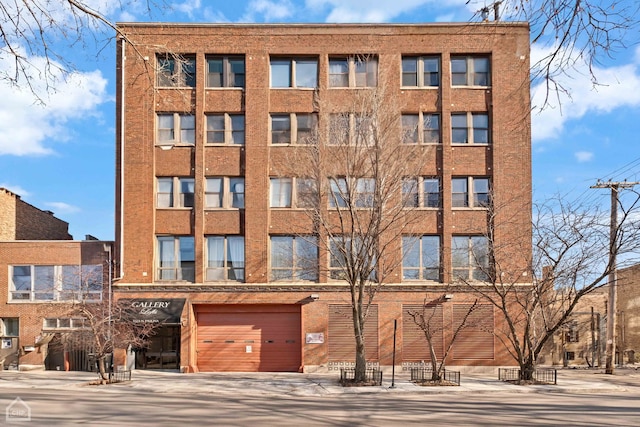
[410,368,461,386]
[498,368,557,385]
[339,368,383,386]
[106,369,132,384]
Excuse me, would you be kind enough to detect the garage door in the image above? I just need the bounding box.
[196,305,301,372]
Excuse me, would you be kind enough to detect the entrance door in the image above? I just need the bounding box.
[196,305,301,372]
[136,325,180,370]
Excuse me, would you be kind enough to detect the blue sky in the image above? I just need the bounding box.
[1,0,639,240]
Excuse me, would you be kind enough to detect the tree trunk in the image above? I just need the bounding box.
[354,331,367,383]
[520,360,535,381]
[97,356,108,382]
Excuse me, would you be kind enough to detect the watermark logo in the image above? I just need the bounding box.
[6,397,31,423]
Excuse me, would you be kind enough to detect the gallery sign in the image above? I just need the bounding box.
[122,298,186,324]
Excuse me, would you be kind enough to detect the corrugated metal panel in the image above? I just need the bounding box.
[452,303,494,360]
[402,304,443,361]
[196,305,301,372]
[328,304,379,362]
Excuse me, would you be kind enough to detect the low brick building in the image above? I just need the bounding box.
[616,265,640,364]
[115,22,532,373]
[0,189,112,370]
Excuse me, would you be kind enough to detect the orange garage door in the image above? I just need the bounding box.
[196,305,301,372]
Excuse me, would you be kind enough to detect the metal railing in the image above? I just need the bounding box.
[498,368,557,385]
[107,369,132,384]
[410,368,461,385]
[339,368,383,386]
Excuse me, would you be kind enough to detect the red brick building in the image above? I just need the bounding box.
[1,189,112,370]
[114,23,532,373]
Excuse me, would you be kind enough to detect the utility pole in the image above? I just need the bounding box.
[590,180,639,374]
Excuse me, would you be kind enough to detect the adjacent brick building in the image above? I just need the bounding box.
[1,188,111,370]
[115,23,532,373]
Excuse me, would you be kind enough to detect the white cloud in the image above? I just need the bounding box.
[574,151,594,163]
[531,45,640,142]
[0,48,108,156]
[0,183,30,197]
[173,0,202,17]
[241,0,295,22]
[45,201,81,214]
[306,0,468,23]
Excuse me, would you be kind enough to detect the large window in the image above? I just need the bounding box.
[452,177,490,208]
[329,177,375,208]
[402,56,440,87]
[206,56,245,88]
[271,113,317,144]
[270,236,318,281]
[329,56,378,87]
[328,113,376,146]
[156,177,194,208]
[10,265,103,302]
[452,236,490,281]
[270,177,316,208]
[403,177,440,208]
[157,54,196,88]
[206,236,245,281]
[205,177,245,209]
[451,56,491,86]
[43,318,87,330]
[157,236,195,282]
[206,114,245,145]
[329,236,376,280]
[451,112,489,144]
[270,57,318,88]
[402,236,440,281]
[157,113,195,146]
[402,113,440,144]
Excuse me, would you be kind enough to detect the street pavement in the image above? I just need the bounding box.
[0,366,637,397]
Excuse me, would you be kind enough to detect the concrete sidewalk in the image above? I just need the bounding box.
[0,368,636,397]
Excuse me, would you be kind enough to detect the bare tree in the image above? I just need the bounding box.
[470,0,640,107]
[457,192,640,381]
[407,297,481,382]
[0,0,165,101]
[274,77,431,383]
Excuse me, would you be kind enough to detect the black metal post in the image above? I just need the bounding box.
[390,319,397,388]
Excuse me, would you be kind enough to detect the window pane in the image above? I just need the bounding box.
[296,114,316,144]
[452,178,468,207]
[451,114,468,143]
[207,115,225,143]
[12,266,31,291]
[402,236,420,268]
[424,178,440,207]
[329,178,347,208]
[227,236,245,281]
[296,178,316,208]
[180,178,195,207]
[271,115,291,144]
[182,58,196,87]
[473,114,489,144]
[402,178,419,207]
[157,178,173,208]
[229,58,245,87]
[296,60,318,88]
[329,59,349,87]
[402,115,419,143]
[207,237,224,268]
[423,114,440,143]
[451,58,467,85]
[206,178,223,207]
[402,58,418,86]
[270,178,292,207]
[231,115,245,144]
[180,115,195,144]
[179,236,195,282]
[34,266,54,300]
[473,58,490,86]
[157,115,174,141]
[4,318,19,336]
[474,178,490,207]
[451,237,469,268]
[207,58,223,87]
[296,237,318,281]
[271,60,291,87]
[423,57,440,86]
[356,178,375,207]
[230,178,245,208]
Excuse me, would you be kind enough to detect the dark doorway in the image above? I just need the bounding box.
[135,325,180,370]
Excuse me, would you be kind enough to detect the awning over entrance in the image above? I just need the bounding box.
[121,298,186,325]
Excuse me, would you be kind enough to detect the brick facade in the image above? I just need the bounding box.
[0,188,72,240]
[115,23,532,373]
[0,240,111,369]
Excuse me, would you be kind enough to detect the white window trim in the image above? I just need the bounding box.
[451,177,490,209]
[403,177,441,208]
[402,112,441,144]
[451,55,491,87]
[9,265,103,303]
[270,57,319,89]
[205,113,245,145]
[329,56,378,88]
[401,235,441,281]
[156,177,195,209]
[401,55,440,88]
[205,177,245,209]
[269,235,319,282]
[156,54,196,88]
[269,177,316,209]
[205,55,245,89]
[156,113,195,146]
[451,112,490,145]
[270,113,317,145]
[205,235,245,282]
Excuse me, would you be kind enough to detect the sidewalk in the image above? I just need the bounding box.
[0,368,636,397]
